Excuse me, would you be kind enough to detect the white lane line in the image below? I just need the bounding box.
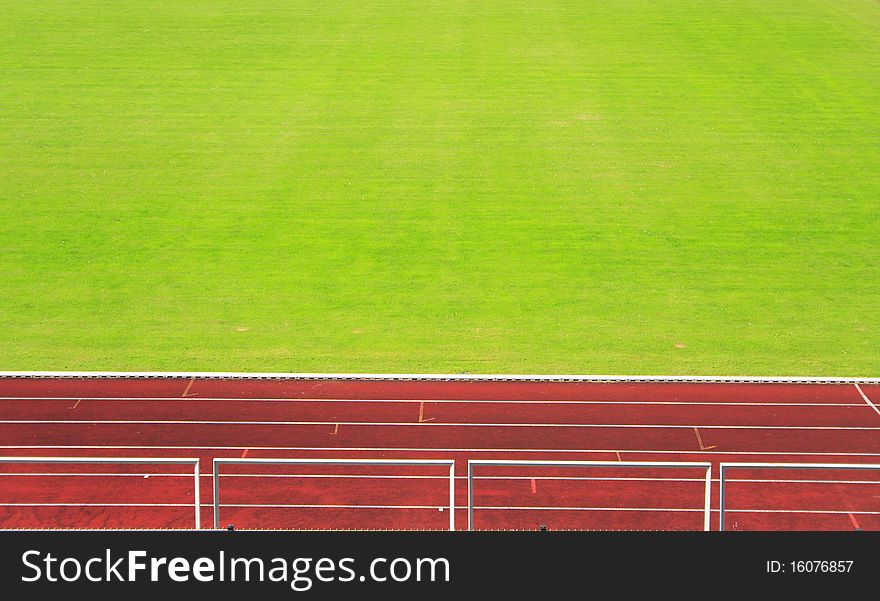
[723,509,880,515]
[0,503,190,507]
[0,396,864,407]
[477,507,880,514]
[0,419,877,431]
[693,427,716,450]
[0,503,700,512]
[222,504,705,512]
[0,473,877,486]
[2,444,880,456]
[854,383,880,417]
[2,501,877,516]
[848,513,861,530]
[181,378,197,398]
[0,472,201,478]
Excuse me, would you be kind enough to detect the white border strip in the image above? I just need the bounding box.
[0,372,877,384]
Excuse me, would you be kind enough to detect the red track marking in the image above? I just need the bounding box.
[1,376,878,531]
[181,378,197,398]
[68,399,81,410]
[848,513,861,530]
[692,427,716,450]
[418,401,433,423]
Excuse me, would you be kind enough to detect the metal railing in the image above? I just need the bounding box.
[212,458,456,530]
[0,456,202,529]
[718,462,880,531]
[467,459,713,531]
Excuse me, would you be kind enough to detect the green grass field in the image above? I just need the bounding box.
[1,1,878,375]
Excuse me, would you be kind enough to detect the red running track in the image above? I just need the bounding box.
[0,376,879,531]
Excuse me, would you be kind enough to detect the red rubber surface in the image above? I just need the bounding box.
[0,377,878,531]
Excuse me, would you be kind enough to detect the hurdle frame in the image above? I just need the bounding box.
[467,459,712,531]
[718,462,880,531]
[0,456,202,529]
[212,457,456,530]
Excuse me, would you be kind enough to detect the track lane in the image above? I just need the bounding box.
[1,422,878,454]
[0,398,876,427]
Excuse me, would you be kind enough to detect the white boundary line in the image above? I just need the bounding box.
[2,419,879,431]
[0,503,194,508]
[854,383,880,416]
[0,502,876,516]
[0,396,866,407]
[0,371,877,384]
